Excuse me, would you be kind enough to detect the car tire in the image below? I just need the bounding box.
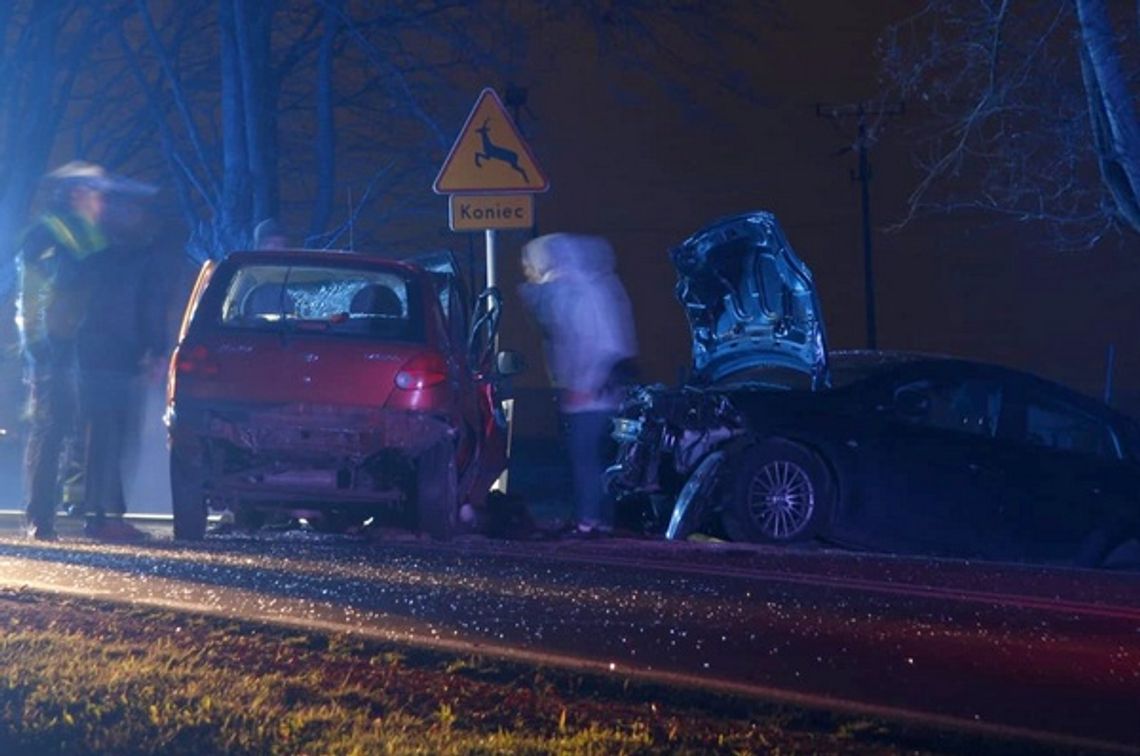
[171,448,207,541]
[417,440,459,540]
[724,438,834,544]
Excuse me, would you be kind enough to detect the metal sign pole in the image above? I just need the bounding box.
[484,228,496,291]
[484,225,514,495]
[485,227,499,354]
[434,88,552,501]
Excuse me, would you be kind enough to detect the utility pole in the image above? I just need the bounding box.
[816,101,904,350]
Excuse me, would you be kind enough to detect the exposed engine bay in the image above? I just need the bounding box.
[606,383,745,534]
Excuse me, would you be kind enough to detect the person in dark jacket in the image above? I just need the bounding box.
[74,193,167,540]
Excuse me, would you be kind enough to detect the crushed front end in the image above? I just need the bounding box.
[606,384,745,533]
[607,210,829,537]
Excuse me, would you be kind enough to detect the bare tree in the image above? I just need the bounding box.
[879,0,1140,247]
[1076,0,1140,234]
[4,1,766,265]
[115,0,287,260]
[0,1,135,289]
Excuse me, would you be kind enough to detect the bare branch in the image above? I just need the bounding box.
[134,0,220,199]
[878,0,1137,245]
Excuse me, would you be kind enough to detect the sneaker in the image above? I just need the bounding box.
[206,521,235,536]
[25,523,57,542]
[564,522,613,540]
[84,517,148,542]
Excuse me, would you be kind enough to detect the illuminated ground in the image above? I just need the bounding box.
[0,527,1136,752]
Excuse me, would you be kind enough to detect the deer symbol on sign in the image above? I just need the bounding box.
[474,118,530,183]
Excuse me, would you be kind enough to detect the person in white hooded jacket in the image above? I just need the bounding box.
[519,233,638,534]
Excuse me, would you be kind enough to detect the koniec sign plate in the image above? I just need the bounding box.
[449,194,533,231]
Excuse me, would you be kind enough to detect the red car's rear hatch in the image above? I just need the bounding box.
[172,257,433,409]
[174,330,419,407]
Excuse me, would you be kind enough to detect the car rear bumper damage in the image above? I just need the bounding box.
[170,401,455,506]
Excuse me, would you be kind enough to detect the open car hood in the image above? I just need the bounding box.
[671,212,829,388]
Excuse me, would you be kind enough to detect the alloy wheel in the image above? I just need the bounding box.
[745,459,815,540]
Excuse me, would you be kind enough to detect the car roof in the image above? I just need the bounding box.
[833,349,1133,423]
[832,349,1048,378]
[830,349,956,368]
[222,248,424,275]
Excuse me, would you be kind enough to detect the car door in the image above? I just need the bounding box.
[994,385,1135,560]
[408,250,508,502]
[855,367,1011,558]
[407,251,470,350]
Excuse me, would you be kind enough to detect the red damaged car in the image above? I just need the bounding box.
[165,249,520,540]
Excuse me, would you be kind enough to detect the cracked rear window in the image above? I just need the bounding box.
[212,263,424,342]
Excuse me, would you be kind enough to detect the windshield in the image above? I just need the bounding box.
[212,263,424,342]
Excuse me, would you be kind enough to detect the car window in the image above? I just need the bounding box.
[892,378,1003,437]
[1019,395,1120,459]
[214,264,424,342]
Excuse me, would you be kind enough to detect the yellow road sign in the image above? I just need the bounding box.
[433,88,549,194]
[449,194,534,231]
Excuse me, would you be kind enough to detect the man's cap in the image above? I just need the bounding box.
[254,218,282,237]
[253,218,286,247]
[45,161,157,196]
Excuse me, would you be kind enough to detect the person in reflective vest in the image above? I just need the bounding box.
[17,162,112,540]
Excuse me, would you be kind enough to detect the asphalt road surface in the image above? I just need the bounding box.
[0,516,1137,753]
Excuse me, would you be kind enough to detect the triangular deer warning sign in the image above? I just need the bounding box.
[433,88,549,194]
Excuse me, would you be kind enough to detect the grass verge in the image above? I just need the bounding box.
[0,588,1073,755]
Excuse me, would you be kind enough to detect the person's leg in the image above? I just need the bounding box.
[24,359,75,536]
[565,410,612,530]
[81,371,142,539]
[82,371,129,518]
[82,381,107,523]
[102,374,130,516]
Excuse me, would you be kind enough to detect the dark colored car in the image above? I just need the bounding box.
[607,212,1140,566]
[165,249,520,540]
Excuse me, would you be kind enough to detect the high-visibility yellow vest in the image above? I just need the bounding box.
[16,212,108,349]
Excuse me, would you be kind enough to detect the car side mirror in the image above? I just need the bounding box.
[894,387,930,419]
[496,349,526,376]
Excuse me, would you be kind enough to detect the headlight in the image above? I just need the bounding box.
[611,417,643,443]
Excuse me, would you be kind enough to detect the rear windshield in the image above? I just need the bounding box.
[209,263,424,342]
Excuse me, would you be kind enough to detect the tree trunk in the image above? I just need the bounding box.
[310,0,341,244]
[1075,0,1140,233]
[234,0,278,227]
[219,0,250,248]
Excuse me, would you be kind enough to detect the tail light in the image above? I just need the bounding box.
[395,352,448,390]
[175,344,219,376]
